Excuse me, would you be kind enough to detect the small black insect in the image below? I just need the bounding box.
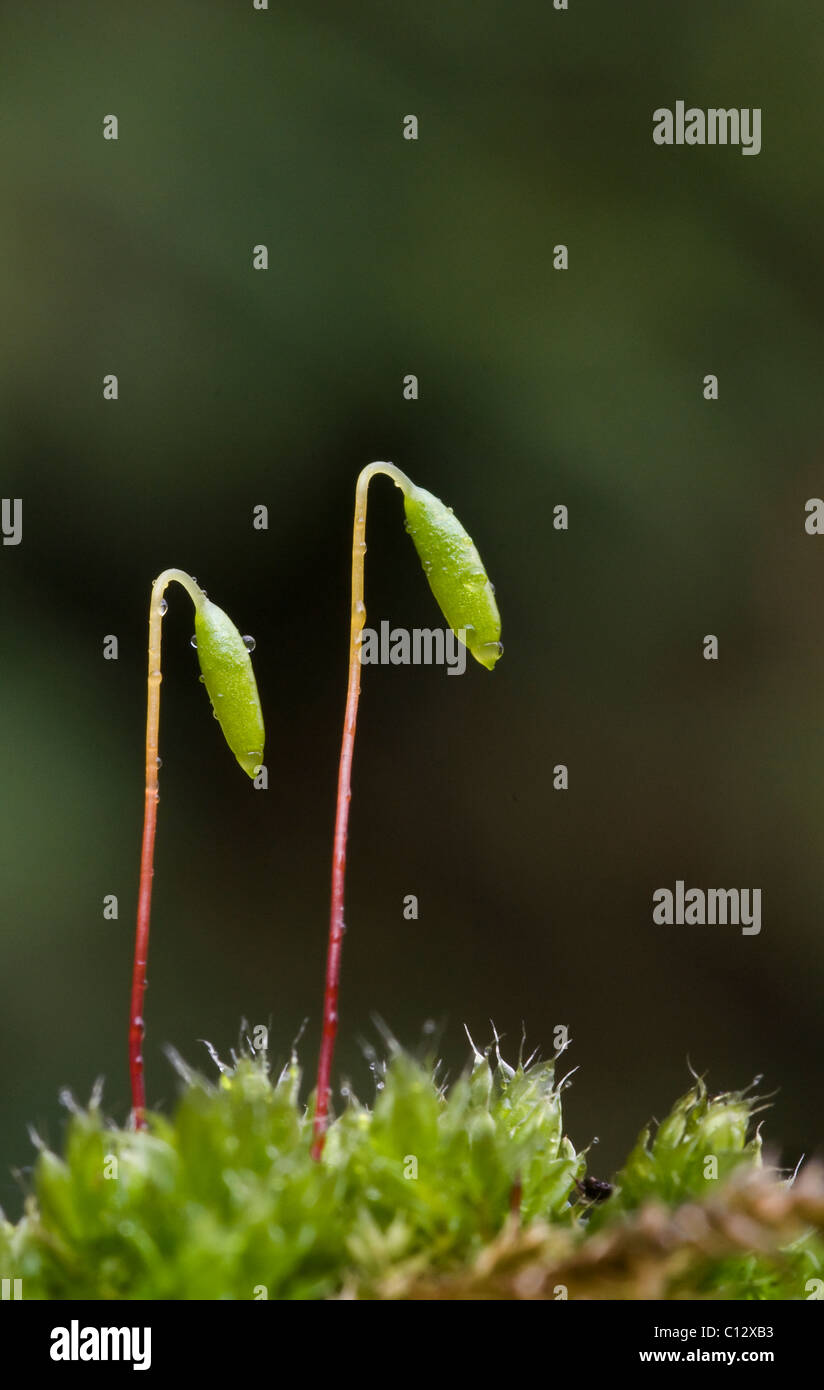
[573,1175,613,1204]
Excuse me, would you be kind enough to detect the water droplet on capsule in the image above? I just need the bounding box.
[474,639,503,669]
[159,598,168,615]
[190,636,198,648]
[242,635,256,652]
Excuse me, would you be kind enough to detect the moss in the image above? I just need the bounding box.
[1,1036,821,1300]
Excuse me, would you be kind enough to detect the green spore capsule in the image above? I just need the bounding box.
[402,483,502,669]
[193,598,265,777]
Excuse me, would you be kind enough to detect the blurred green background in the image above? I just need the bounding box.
[1,0,823,1218]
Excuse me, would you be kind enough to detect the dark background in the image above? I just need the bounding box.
[1,0,823,1218]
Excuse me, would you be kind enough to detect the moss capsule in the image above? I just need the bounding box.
[194,598,265,777]
[402,483,502,670]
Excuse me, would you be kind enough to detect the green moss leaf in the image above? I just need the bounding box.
[594,1076,762,1224]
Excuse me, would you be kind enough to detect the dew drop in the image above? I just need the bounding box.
[159,598,168,615]
[242,635,256,652]
[190,635,198,649]
[198,674,205,683]
[476,640,504,665]
[156,756,162,768]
